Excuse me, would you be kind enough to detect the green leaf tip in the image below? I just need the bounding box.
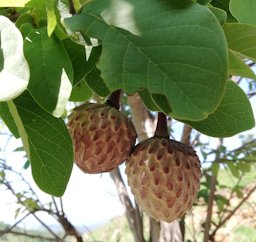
[12,92,74,196]
[186,81,255,137]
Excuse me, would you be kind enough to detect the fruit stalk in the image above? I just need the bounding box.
[106,90,122,110]
[155,112,169,138]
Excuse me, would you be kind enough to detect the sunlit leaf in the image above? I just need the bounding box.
[46,0,57,36]
[0,16,29,101]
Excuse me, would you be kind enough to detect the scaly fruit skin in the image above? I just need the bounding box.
[125,137,201,223]
[68,103,137,173]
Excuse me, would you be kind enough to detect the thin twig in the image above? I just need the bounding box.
[0,229,57,241]
[32,213,62,241]
[0,212,31,238]
[60,197,65,215]
[210,184,256,238]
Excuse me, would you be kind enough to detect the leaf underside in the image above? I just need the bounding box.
[64,0,228,121]
[13,92,74,196]
[186,81,255,137]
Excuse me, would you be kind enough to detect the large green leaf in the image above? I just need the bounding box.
[0,102,20,138]
[223,23,256,62]
[9,91,73,196]
[186,81,255,137]
[228,50,256,79]
[230,0,256,26]
[64,0,228,121]
[23,25,73,117]
[0,16,29,101]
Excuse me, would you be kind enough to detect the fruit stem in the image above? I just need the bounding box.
[155,112,169,138]
[106,90,122,110]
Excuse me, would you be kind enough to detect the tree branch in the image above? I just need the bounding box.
[0,212,31,238]
[203,139,223,242]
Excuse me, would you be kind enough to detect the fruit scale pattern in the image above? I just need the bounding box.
[68,92,202,223]
[125,137,201,223]
[68,102,137,173]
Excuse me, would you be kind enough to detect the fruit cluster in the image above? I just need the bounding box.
[67,91,202,223]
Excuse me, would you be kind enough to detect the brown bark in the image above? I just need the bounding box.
[110,168,145,242]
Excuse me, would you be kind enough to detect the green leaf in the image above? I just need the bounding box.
[15,13,35,29]
[69,79,93,102]
[25,0,47,24]
[64,0,228,121]
[151,94,172,114]
[85,67,110,97]
[23,160,30,169]
[228,50,256,79]
[230,0,256,26]
[227,162,240,177]
[46,0,57,36]
[238,162,251,173]
[209,6,227,25]
[10,92,73,196]
[223,23,256,62]
[23,26,73,117]
[0,102,20,138]
[211,0,237,22]
[23,198,40,210]
[197,0,212,5]
[216,194,229,210]
[234,186,243,198]
[198,188,209,203]
[0,0,29,7]
[138,89,159,112]
[186,81,255,137]
[14,207,21,219]
[0,16,29,101]
[83,46,110,97]
[62,38,87,85]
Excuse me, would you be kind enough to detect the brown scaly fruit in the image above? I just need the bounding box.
[125,113,201,223]
[68,91,137,173]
